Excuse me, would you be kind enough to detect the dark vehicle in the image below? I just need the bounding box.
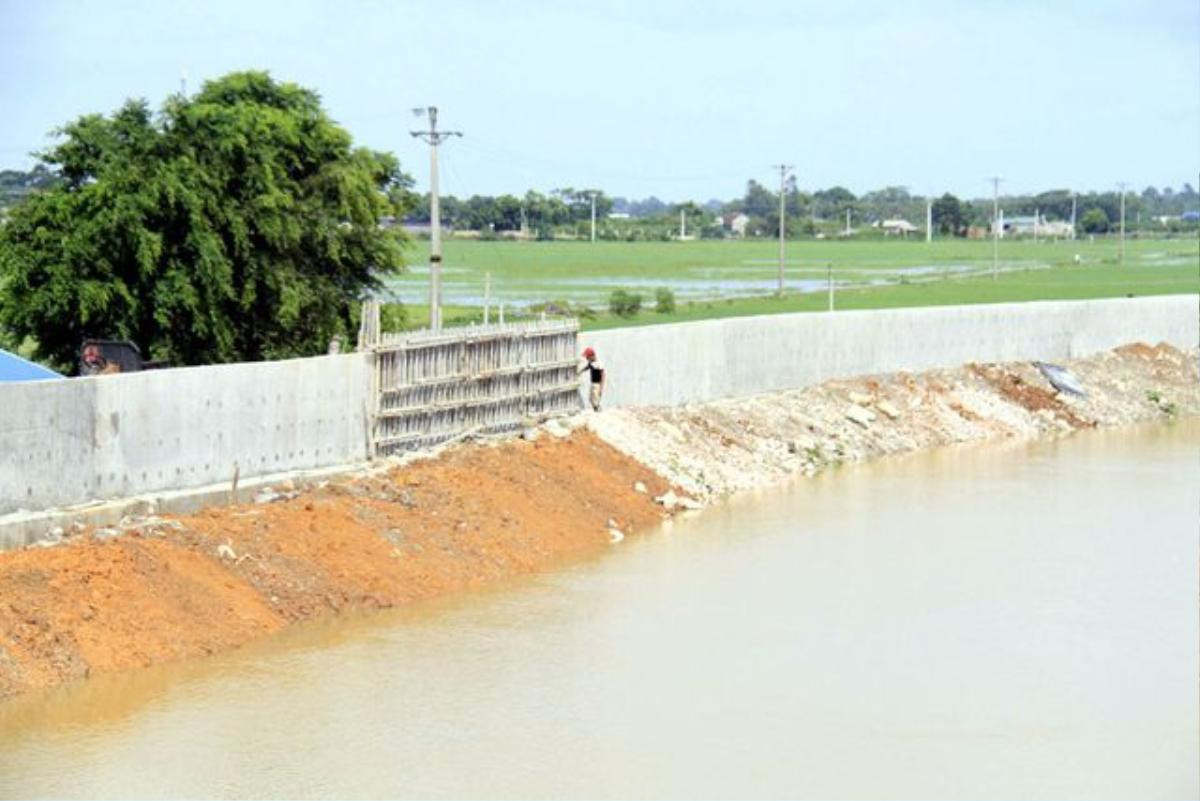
[79,340,168,376]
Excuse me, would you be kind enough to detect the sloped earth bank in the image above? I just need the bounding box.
[0,432,673,700]
[1,343,1196,700]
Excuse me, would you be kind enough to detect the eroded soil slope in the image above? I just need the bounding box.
[0,431,671,699]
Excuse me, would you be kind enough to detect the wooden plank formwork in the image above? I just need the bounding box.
[368,319,581,457]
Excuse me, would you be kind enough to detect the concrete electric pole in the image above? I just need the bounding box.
[926,196,933,244]
[773,164,793,296]
[410,106,462,331]
[1117,182,1127,265]
[1071,192,1077,241]
[990,176,1002,280]
[589,192,597,242]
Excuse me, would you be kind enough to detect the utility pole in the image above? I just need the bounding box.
[990,176,1002,280]
[1033,207,1039,244]
[1117,182,1127,265]
[483,272,491,325]
[589,192,597,242]
[680,208,686,239]
[1070,193,1077,240]
[773,164,793,296]
[925,196,933,244]
[410,106,462,331]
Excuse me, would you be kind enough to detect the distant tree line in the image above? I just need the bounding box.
[0,165,61,214]
[7,155,1198,241]
[405,187,614,240]
[400,180,1200,240]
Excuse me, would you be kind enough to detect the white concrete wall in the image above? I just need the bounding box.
[581,296,1199,409]
[3,296,1196,519]
[1,377,98,512]
[0,353,370,516]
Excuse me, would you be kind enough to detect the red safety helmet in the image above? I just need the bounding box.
[583,347,596,359]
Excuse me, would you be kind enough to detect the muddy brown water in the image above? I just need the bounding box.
[2,421,1197,799]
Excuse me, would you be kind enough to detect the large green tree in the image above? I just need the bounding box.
[0,71,409,371]
[931,193,973,236]
[1079,207,1110,234]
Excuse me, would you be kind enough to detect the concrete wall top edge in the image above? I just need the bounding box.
[577,294,1200,344]
[579,294,1198,410]
[76,351,370,387]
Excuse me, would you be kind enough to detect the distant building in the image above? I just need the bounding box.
[721,212,750,237]
[998,215,1037,236]
[1038,220,1074,238]
[607,212,631,220]
[878,219,918,236]
[992,214,1073,238]
[401,221,457,236]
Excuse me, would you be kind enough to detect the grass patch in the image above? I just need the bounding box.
[384,236,1198,332]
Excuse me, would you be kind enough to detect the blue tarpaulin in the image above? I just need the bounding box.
[0,349,62,382]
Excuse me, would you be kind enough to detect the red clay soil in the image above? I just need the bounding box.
[0,430,673,701]
[969,364,1096,429]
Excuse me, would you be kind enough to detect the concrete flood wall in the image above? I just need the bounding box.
[1,295,1196,546]
[581,296,1199,409]
[1,353,370,519]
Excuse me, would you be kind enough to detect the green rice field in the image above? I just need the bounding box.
[384,236,1199,330]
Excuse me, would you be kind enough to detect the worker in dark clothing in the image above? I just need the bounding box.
[578,346,605,411]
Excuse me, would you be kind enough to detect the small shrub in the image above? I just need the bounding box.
[654,287,676,314]
[530,299,573,317]
[609,289,643,318]
[380,302,408,332]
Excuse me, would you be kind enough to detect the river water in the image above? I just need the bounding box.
[2,422,1197,798]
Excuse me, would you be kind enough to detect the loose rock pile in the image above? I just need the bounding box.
[587,343,1199,500]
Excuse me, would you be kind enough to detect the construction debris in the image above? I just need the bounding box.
[1034,361,1087,397]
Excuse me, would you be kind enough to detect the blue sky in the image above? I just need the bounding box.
[2,0,1197,201]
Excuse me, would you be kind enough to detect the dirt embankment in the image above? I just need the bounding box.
[0,431,672,700]
[1,342,1196,701]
